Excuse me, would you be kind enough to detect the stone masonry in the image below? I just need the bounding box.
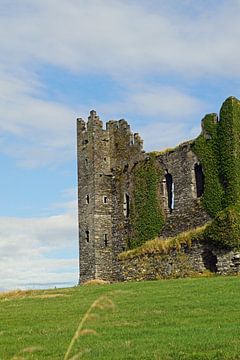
[77,111,144,282]
[77,103,240,283]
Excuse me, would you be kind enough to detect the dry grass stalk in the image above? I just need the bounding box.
[11,346,42,360]
[0,290,34,301]
[33,294,70,299]
[63,295,114,360]
[0,289,70,302]
[119,224,209,260]
[82,279,110,286]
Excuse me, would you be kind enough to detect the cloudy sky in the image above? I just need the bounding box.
[1,0,240,290]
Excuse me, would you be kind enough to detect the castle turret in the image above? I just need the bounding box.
[77,111,144,283]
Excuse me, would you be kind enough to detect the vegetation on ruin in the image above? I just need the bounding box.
[149,140,193,158]
[119,225,207,260]
[204,205,240,250]
[192,98,240,250]
[128,98,240,252]
[1,277,240,359]
[130,155,165,248]
[192,113,224,217]
[218,97,240,207]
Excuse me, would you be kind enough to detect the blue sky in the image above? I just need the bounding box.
[1,0,240,290]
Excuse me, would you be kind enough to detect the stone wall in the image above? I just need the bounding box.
[77,111,144,283]
[119,241,240,281]
[156,142,211,238]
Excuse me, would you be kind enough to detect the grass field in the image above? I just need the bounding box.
[0,276,240,360]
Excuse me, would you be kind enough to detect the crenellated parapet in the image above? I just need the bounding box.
[77,110,145,283]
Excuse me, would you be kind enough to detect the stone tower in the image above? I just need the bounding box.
[77,111,144,283]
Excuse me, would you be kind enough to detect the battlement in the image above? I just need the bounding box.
[77,111,144,153]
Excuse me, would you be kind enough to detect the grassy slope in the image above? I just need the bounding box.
[0,277,240,360]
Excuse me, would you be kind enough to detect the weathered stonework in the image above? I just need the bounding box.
[157,141,211,237]
[77,112,144,282]
[77,98,240,283]
[119,243,240,281]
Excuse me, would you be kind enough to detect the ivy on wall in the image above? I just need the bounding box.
[126,97,240,251]
[218,97,240,208]
[192,97,240,250]
[130,155,165,248]
[204,205,240,250]
[192,113,224,217]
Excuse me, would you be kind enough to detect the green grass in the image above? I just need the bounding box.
[0,277,240,360]
[119,225,207,260]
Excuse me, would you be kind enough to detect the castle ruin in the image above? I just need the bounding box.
[77,97,240,283]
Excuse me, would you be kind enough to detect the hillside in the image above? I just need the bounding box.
[0,276,239,360]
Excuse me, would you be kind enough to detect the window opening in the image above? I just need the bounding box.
[85,158,88,166]
[123,193,130,217]
[165,171,174,213]
[103,196,108,204]
[194,163,204,198]
[85,195,89,204]
[85,230,90,242]
[104,234,108,247]
[202,249,217,272]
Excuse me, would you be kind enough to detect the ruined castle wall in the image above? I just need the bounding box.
[77,112,114,282]
[77,118,96,282]
[107,120,145,279]
[77,112,144,283]
[119,242,240,281]
[157,142,211,238]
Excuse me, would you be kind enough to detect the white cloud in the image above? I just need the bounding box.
[128,86,203,118]
[139,121,199,152]
[1,0,239,77]
[0,0,239,289]
[0,0,239,166]
[0,197,79,290]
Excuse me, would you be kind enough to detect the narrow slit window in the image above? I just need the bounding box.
[123,193,130,217]
[85,230,90,242]
[86,195,89,204]
[165,171,174,213]
[194,163,204,198]
[85,158,88,166]
[104,234,108,247]
[103,196,108,204]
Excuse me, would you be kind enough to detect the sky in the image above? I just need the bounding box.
[1,0,240,290]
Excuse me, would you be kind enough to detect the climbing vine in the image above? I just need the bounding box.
[192,97,240,250]
[218,97,240,208]
[204,205,240,250]
[192,113,224,217]
[129,155,165,249]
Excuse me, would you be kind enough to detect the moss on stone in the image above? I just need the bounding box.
[129,155,165,248]
[204,205,240,250]
[120,224,207,260]
[192,113,224,217]
[192,98,240,250]
[218,97,240,208]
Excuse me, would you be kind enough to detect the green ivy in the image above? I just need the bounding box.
[204,205,240,250]
[130,155,165,248]
[192,97,240,250]
[192,113,224,217]
[218,97,240,208]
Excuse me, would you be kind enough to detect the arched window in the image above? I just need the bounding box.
[85,195,89,204]
[194,163,204,198]
[165,171,174,213]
